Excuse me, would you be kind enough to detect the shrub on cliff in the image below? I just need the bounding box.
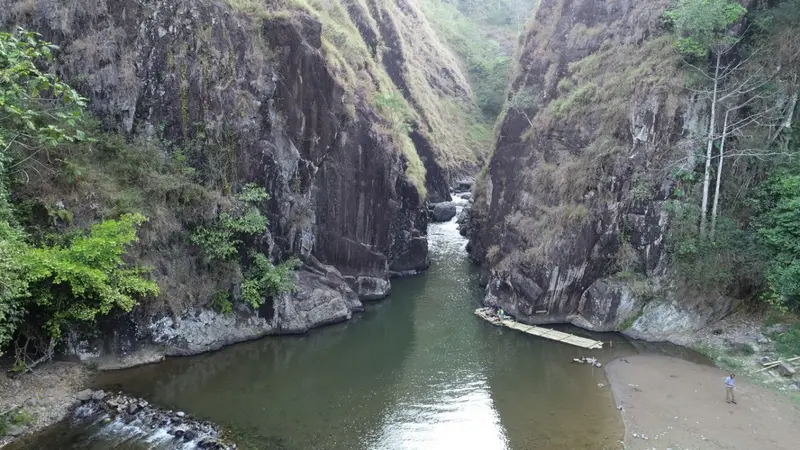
[191,183,298,310]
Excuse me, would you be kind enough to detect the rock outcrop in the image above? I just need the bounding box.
[430,202,458,222]
[2,0,471,367]
[468,0,735,342]
[73,391,232,449]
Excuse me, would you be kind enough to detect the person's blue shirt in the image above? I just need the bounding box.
[725,376,735,388]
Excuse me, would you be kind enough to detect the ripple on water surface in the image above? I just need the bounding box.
[13,209,643,450]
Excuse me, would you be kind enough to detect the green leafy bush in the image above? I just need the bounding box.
[210,291,233,315]
[191,183,299,309]
[0,30,157,364]
[241,253,300,309]
[24,213,159,340]
[666,201,764,292]
[774,325,800,357]
[756,174,800,311]
[191,183,269,260]
[664,0,747,58]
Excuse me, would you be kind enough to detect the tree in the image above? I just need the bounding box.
[1,28,89,356]
[665,0,747,237]
[1,30,157,367]
[756,172,800,312]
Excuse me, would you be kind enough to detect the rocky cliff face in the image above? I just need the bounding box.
[467,0,736,342]
[3,0,474,367]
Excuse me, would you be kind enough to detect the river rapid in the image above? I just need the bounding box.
[10,201,685,450]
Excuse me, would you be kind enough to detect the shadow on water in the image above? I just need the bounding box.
[10,204,710,450]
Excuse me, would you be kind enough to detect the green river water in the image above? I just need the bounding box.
[10,207,702,450]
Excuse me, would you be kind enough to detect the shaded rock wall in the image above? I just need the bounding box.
[468,0,735,342]
[2,0,465,366]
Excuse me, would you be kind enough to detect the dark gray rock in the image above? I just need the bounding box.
[7,0,436,370]
[431,203,458,222]
[454,178,474,192]
[463,0,749,341]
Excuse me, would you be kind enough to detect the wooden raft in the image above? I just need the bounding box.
[475,309,603,350]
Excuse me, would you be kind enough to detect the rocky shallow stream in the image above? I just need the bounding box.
[71,390,232,449]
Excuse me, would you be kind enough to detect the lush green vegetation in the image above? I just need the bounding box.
[773,324,800,357]
[191,183,299,311]
[756,171,800,312]
[241,252,299,309]
[0,407,34,435]
[0,30,162,367]
[664,0,747,58]
[0,30,298,366]
[660,0,800,313]
[420,0,537,120]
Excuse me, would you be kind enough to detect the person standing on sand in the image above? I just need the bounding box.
[725,373,736,404]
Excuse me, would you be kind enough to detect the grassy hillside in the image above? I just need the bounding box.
[420,0,538,121]
[225,0,493,179]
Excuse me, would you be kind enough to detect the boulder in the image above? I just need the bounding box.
[756,334,770,345]
[75,389,93,402]
[430,203,457,222]
[92,390,106,401]
[765,324,791,335]
[6,425,25,437]
[454,179,474,192]
[777,362,796,377]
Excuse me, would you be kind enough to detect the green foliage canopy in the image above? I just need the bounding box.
[1,30,156,358]
[756,174,800,311]
[664,0,747,58]
[191,183,269,260]
[241,253,299,309]
[25,214,159,339]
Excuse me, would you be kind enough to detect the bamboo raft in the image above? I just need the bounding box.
[475,308,604,350]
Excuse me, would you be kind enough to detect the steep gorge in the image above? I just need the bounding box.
[2,0,485,367]
[467,0,736,343]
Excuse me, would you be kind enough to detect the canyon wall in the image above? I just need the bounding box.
[2,0,476,367]
[467,0,736,343]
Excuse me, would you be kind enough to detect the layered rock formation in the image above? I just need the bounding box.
[467,0,736,342]
[2,0,477,366]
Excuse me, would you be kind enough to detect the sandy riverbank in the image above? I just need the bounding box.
[606,354,800,450]
[0,362,88,447]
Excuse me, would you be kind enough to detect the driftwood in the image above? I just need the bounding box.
[757,356,800,373]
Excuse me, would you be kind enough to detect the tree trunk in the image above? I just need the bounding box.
[700,53,721,237]
[710,110,730,240]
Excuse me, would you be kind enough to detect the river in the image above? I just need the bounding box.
[10,201,696,450]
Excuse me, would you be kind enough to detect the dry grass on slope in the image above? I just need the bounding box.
[490,0,685,269]
[228,0,489,181]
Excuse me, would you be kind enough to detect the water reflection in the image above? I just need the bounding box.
[13,203,652,450]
